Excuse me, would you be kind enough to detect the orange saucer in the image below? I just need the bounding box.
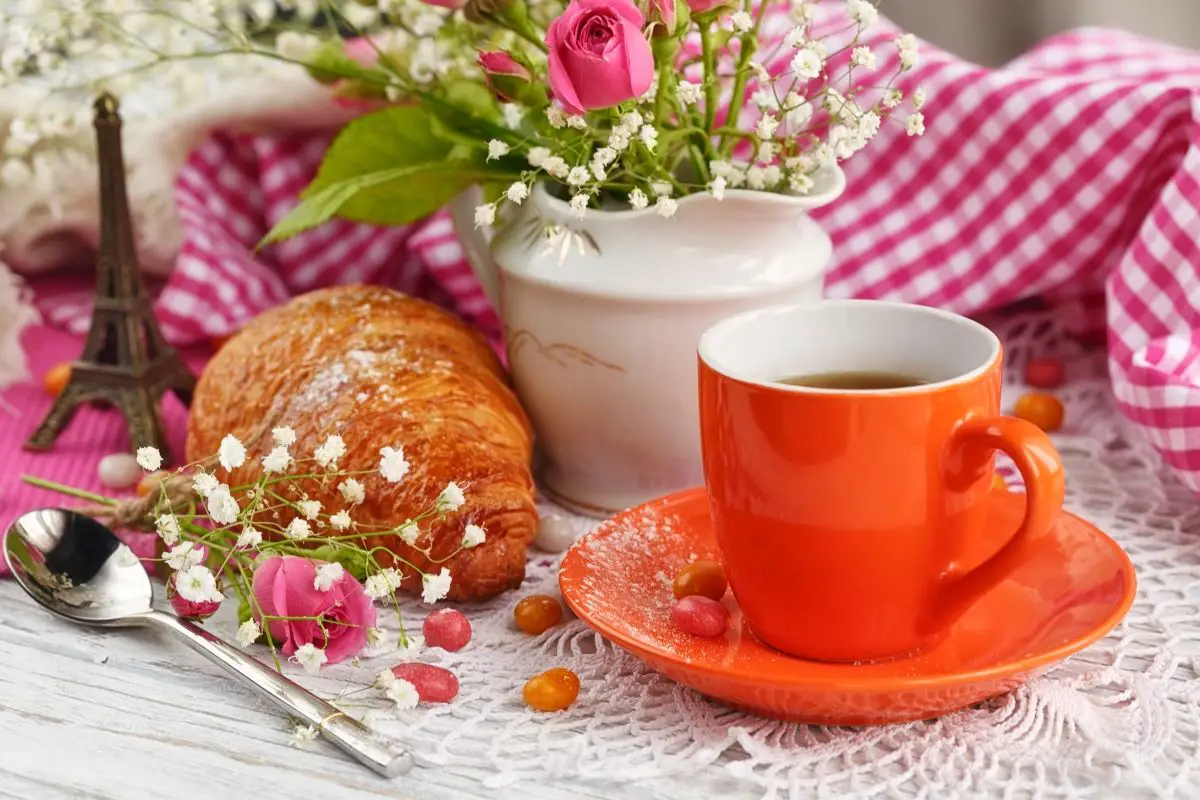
[559,487,1136,726]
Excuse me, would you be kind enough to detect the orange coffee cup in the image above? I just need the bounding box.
[697,300,1065,662]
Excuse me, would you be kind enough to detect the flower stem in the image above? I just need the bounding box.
[699,23,717,134]
[719,2,768,157]
[21,476,118,506]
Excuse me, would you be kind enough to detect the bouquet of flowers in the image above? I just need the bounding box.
[1,0,926,244]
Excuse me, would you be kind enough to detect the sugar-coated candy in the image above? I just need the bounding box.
[533,514,577,553]
[672,560,727,601]
[1013,392,1064,432]
[43,362,70,397]
[422,608,472,652]
[514,594,563,635]
[391,663,460,704]
[523,667,580,712]
[1023,357,1065,389]
[97,452,142,490]
[671,596,730,638]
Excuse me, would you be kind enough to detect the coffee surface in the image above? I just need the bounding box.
[774,371,928,390]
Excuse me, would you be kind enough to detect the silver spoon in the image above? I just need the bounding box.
[3,508,412,778]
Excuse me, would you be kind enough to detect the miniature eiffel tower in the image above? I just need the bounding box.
[24,93,195,462]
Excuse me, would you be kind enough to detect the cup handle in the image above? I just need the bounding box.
[931,415,1066,630]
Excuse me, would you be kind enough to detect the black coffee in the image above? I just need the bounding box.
[775,371,928,390]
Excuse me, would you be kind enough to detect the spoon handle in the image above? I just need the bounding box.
[144,610,413,778]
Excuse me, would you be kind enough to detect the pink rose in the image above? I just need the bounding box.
[169,579,221,620]
[252,556,376,665]
[545,0,655,116]
[684,0,730,14]
[478,51,533,103]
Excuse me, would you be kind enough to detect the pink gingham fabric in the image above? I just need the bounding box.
[20,5,1200,494]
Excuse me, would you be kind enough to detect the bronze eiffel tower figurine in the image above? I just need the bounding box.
[24,93,195,462]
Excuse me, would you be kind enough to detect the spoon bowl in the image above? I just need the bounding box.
[4,508,412,778]
[5,508,154,626]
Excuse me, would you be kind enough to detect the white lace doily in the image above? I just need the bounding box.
[273,308,1199,800]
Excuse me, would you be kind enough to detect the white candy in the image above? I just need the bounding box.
[533,514,578,553]
[97,452,142,490]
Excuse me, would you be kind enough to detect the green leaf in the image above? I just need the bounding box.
[260,106,514,244]
[305,545,372,581]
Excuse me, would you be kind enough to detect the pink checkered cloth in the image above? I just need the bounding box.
[16,14,1200,505]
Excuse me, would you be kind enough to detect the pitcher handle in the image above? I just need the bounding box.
[448,185,502,310]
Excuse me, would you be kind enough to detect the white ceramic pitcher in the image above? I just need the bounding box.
[450,168,846,516]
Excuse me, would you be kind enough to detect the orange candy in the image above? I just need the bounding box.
[1024,357,1065,389]
[1013,392,1065,433]
[43,362,71,397]
[523,667,580,712]
[513,594,563,635]
[672,560,727,601]
[992,473,1008,492]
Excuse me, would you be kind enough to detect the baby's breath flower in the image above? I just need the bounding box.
[756,115,780,140]
[639,125,658,151]
[569,194,588,218]
[847,0,879,27]
[621,110,644,131]
[382,568,404,590]
[677,81,702,105]
[285,518,312,540]
[851,46,877,70]
[651,181,673,198]
[912,87,927,109]
[791,0,815,22]
[789,171,815,194]
[313,435,346,469]
[567,166,590,186]
[881,88,904,109]
[655,197,678,218]
[897,33,919,71]
[745,165,767,190]
[398,520,421,546]
[298,499,322,520]
[136,447,162,472]
[527,146,551,167]
[421,567,453,604]
[437,482,466,511]
[387,678,420,709]
[1,159,32,187]
[502,105,525,128]
[236,525,262,549]
[176,565,222,604]
[486,139,510,161]
[751,89,778,110]
[462,524,487,549]
[379,445,410,483]
[506,182,529,204]
[165,542,204,571]
[292,643,327,675]
[594,146,618,166]
[566,115,587,130]
[313,562,344,591]
[628,188,649,209]
[791,49,822,79]
[275,31,321,61]
[784,27,808,49]
[262,446,291,474]
[396,634,424,661]
[236,619,261,648]
[366,627,389,650]
[206,484,240,526]
[374,668,397,690]
[289,723,318,748]
[730,11,753,32]
[905,112,926,136]
[608,129,631,151]
[547,106,567,128]
[541,156,570,179]
[590,162,608,181]
[218,434,246,471]
[330,510,352,531]
[709,176,728,200]
[272,427,297,447]
[156,514,181,546]
[365,575,391,599]
[757,142,777,163]
[339,478,366,505]
[474,204,496,228]
[762,165,782,187]
[751,62,772,83]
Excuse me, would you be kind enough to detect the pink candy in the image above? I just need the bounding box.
[671,596,730,638]
[391,663,459,704]
[422,608,472,652]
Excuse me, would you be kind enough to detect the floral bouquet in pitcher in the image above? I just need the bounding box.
[2,0,925,240]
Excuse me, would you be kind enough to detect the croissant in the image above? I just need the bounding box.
[185,285,538,601]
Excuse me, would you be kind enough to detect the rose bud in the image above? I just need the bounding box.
[478,51,534,103]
